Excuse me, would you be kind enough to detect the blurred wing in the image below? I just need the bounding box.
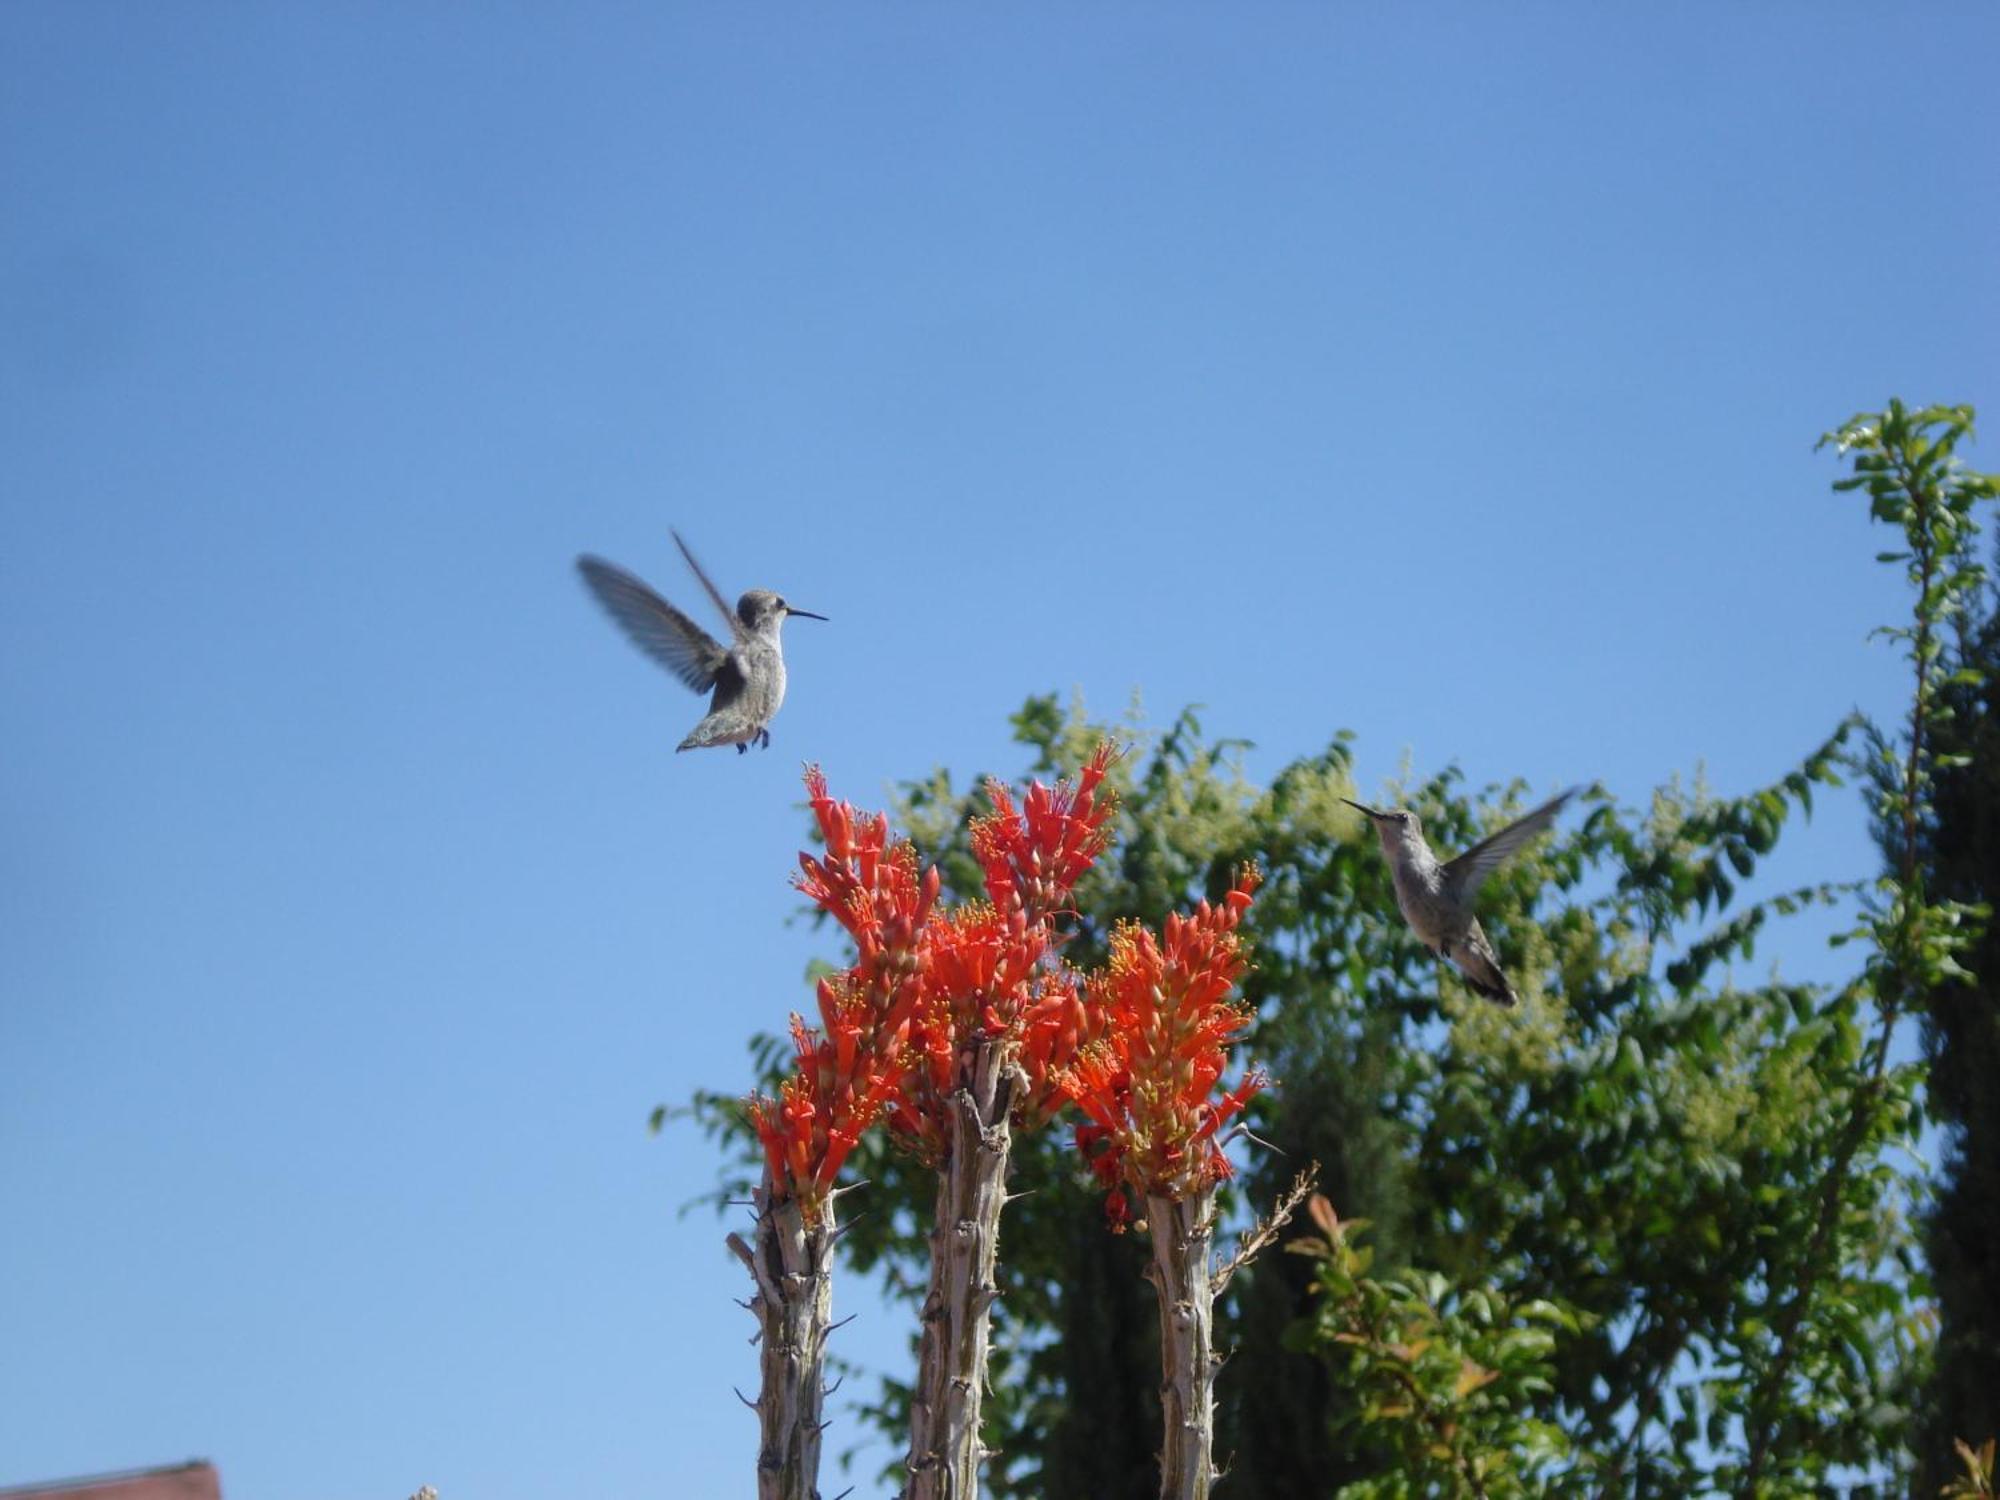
[577,554,729,693]
[672,529,743,640]
[1444,787,1579,900]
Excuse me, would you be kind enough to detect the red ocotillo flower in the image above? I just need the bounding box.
[749,769,943,1223]
[1057,867,1267,1228]
[796,765,941,988]
[793,764,939,1052]
[747,1010,910,1223]
[922,904,1049,1034]
[887,745,1121,1155]
[892,902,1050,1157]
[755,754,1123,1203]
[970,741,1120,926]
[1015,961,1095,1129]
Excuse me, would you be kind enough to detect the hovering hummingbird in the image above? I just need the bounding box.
[576,531,826,754]
[1341,787,1579,1006]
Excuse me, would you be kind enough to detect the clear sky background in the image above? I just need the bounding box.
[3,7,1996,1498]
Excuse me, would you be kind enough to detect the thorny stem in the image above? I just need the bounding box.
[1146,1191,1221,1500]
[1214,1163,1318,1296]
[728,1176,838,1500]
[904,1037,1021,1500]
[1135,1169,1313,1500]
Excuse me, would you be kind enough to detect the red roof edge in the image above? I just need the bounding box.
[0,1461,222,1500]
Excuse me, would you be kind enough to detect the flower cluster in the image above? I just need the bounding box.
[1014,961,1094,1130]
[748,750,1125,1209]
[1057,867,1267,1230]
[796,766,941,988]
[749,769,941,1223]
[970,741,1120,925]
[914,905,1048,1065]
[748,1005,908,1217]
[894,747,1121,1155]
[890,902,1055,1156]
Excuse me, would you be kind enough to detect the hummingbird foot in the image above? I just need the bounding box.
[736,743,749,756]
[758,729,771,750]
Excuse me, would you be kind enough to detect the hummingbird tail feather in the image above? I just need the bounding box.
[1449,941,1519,1007]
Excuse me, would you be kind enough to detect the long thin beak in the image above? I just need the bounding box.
[786,606,828,621]
[1340,797,1382,820]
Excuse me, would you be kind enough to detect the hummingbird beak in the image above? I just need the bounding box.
[785,606,829,621]
[1340,797,1383,820]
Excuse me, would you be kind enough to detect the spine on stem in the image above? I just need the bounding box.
[905,1039,1019,1500]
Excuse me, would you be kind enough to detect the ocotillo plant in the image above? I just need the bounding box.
[733,749,1117,1500]
[897,744,1118,1500]
[1059,867,1268,1500]
[730,749,1287,1500]
[733,768,939,1500]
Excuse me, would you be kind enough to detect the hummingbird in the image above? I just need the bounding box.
[576,531,827,754]
[1341,787,1579,1006]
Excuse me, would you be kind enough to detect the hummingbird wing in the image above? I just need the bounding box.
[577,554,730,693]
[672,529,745,643]
[1443,787,1579,902]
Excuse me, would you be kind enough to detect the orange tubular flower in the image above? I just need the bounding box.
[1056,867,1268,1222]
[923,904,1048,1034]
[970,741,1120,926]
[796,766,942,988]
[890,903,1050,1157]
[747,769,949,1223]
[753,755,1126,1207]
[1015,962,1095,1128]
[749,1008,910,1223]
[883,746,1120,1153]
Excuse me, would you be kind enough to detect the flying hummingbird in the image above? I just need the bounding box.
[1341,787,1579,1006]
[576,531,826,754]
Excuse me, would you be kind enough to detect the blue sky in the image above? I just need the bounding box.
[3,6,1995,1497]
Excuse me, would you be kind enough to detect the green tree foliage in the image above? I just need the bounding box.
[1915,585,2000,1489]
[1287,1195,1580,1499]
[681,404,1989,1497]
[693,698,1921,1496]
[1830,403,2000,1491]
